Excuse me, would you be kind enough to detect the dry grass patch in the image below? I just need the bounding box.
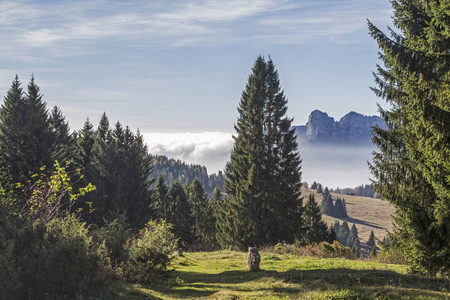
[302,188,395,242]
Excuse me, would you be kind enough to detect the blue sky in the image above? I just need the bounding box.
[0,0,394,185]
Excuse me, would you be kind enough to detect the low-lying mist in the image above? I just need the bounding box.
[142,132,375,189]
[300,144,375,189]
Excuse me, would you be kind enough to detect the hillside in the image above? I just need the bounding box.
[302,188,395,243]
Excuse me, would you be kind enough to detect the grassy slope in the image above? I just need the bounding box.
[302,188,395,243]
[119,251,449,299]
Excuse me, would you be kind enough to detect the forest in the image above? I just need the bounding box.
[1,1,450,298]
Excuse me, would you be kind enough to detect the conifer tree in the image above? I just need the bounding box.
[187,178,211,245]
[168,181,193,247]
[218,56,302,250]
[327,225,337,243]
[352,238,361,258]
[317,184,323,194]
[367,230,376,253]
[0,76,54,187]
[49,106,73,164]
[320,188,334,215]
[346,224,359,248]
[154,174,170,220]
[338,221,350,246]
[368,0,450,275]
[333,198,348,218]
[210,185,223,218]
[74,118,96,176]
[302,194,328,244]
[333,220,341,237]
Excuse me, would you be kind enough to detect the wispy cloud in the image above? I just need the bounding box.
[0,0,391,61]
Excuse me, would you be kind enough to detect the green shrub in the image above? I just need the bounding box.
[0,216,110,299]
[94,213,132,266]
[318,240,354,259]
[123,219,178,283]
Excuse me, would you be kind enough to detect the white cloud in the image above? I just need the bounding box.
[0,0,392,60]
[142,132,234,174]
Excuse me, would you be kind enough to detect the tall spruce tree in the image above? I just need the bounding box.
[0,76,54,187]
[338,221,350,246]
[302,194,328,245]
[168,181,193,247]
[187,178,211,245]
[49,106,73,164]
[217,56,302,250]
[369,0,450,275]
[320,188,334,215]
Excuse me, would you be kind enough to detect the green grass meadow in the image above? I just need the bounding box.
[116,251,450,299]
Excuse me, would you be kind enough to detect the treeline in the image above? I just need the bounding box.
[149,155,224,195]
[332,184,380,199]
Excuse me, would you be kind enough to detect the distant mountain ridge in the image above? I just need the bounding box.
[294,110,385,147]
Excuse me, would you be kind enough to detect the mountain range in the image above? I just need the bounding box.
[293,110,385,189]
[294,110,385,147]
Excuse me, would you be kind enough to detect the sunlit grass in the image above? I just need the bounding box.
[117,251,449,299]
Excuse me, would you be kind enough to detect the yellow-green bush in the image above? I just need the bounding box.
[123,219,178,283]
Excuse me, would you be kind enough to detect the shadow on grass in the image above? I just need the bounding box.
[165,267,449,299]
[340,216,386,229]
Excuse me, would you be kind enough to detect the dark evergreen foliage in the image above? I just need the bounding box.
[346,224,359,248]
[217,56,302,250]
[0,76,54,188]
[167,181,193,247]
[187,178,214,246]
[320,188,334,215]
[368,0,450,275]
[367,230,376,253]
[333,198,348,218]
[337,221,350,246]
[302,194,329,244]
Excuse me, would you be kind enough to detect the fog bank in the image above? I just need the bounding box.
[142,132,375,188]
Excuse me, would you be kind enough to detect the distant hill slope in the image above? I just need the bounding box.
[150,154,224,196]
[294,110,386,147]
[302,188,394,243]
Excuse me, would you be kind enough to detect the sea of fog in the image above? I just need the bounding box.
[142,132,375,189]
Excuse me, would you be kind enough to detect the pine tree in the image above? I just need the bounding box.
[327,225,337,243]
[302,194,328,245]
[368,0,450,275]
[320,188,334,215]
[187,178,211,245]
[153,174,170,220]
[317,183,323,194]
[333,198,348,218]
[352,238,361,258]
[333,220,341,237]
[346,224,359,248]
[0,76,54,187]
[218,56,302,250]
[168,181,193,247]
[367,230,376,253]
[337,221,350,246]
[49,106,73,164]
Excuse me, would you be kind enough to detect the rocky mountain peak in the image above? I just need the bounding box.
[294,110,385,146]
